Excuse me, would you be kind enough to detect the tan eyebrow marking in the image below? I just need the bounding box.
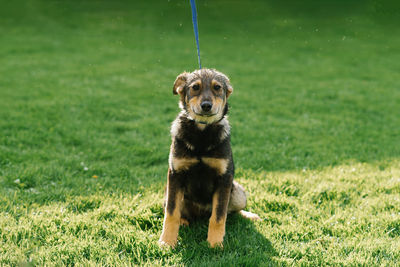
[211,80,222,87]
[189,79,202,88]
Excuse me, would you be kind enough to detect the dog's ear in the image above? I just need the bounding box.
[173,72,189,95]
[226,80,233,98]
[217,71,233,98]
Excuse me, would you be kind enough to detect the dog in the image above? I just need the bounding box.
[159,69,260,248]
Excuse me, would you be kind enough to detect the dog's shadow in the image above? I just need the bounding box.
[173,213,277,266]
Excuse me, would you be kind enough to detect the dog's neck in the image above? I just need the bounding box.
[195,122,207,130]
[186,113,226,131]
[171,111,231,152]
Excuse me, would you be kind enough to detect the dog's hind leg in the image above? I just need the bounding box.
[228,181,247,212]
[228,181,261,221]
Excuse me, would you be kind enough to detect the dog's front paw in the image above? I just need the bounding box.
[207,219,226,248]
[207,237,224,248]
[207,230,224,248]
[158,238,177,248]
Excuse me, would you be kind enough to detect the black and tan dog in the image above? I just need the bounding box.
[159,69,259,248]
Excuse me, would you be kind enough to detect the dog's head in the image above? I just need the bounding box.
[173,69,233,124]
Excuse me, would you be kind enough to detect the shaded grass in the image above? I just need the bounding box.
[1,0,400,265]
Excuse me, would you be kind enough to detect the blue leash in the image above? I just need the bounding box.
[189,0,202,69]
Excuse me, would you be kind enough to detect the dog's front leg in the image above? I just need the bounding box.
[207,181,232,248]
[159,168,183,248]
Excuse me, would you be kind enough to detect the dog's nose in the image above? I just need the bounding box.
[201,101,212,112]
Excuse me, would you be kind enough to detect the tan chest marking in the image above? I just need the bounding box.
[201,157,229,175]
[170,157,199,172]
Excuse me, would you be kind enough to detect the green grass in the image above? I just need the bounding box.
[1,0,400,265]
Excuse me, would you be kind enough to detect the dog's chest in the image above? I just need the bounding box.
[170,156,228,175]
[180,159,223,204]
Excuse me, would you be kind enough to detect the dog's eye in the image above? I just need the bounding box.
[192,84,200,91]
[213,84,221,90]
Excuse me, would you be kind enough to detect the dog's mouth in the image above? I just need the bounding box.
[189,107,221,124]
[193,111,218,117]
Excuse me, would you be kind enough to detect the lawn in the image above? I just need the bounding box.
[1,0,400,265]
